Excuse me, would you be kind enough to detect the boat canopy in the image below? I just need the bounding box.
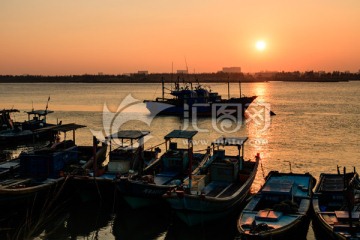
[34,123,86,133]
[105,130,150,140]
[164,130,198,140]
[1,109,20,113]
[212,137,248,146]
[26,110,54,116]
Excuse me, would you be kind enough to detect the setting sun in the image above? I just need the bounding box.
[256,41,266,51]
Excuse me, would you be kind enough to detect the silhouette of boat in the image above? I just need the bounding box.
[67,130,160,203]
[144,78,258,117]
[0,108,59,145]
[0,124,106,212]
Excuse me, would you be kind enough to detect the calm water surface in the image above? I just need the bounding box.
[0,81,359,239]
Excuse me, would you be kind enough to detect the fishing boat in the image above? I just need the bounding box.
[67,130,160,203]
[237,171,316,239]
[144,78,258,117]
[116,130,211,209]
[0,123,106,212]
[0,107,59,145]
[312,166,360,240]
[163,137,259,226]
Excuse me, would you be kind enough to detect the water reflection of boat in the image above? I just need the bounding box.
[165,210,240,240]
[0,108,59,145]
[113,204,170,240]
[35,201,114,239]
[145,79,257,117]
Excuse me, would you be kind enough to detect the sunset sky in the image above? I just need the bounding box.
[1,1,360,75]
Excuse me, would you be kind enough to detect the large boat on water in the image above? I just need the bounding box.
[144,78,258,117]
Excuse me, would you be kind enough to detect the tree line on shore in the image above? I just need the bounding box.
[0,71,359,83]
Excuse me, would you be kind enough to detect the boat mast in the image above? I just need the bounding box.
[138,136,144,175]
[161,77,165,100]
[93,136,98,176]
[239,79,242,97]
[227,76,230,99]
[188,137,193,189]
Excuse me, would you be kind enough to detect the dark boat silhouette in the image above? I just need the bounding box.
[145,78,258,118]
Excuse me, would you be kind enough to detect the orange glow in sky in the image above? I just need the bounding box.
[1,1,360,75]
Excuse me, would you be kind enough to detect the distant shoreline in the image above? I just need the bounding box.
[1,72,359,83]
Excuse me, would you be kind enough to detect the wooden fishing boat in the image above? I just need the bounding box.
[67,130,160,203]
[0,124,106,212]
[312,167,360,240]
[0,107,59,145]
[116,130,211,209]
[163,137,259,226]
[237,171,316,239]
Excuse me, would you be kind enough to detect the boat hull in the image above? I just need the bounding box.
[0,177,67,213]
[311,172,360,240]
[238,216,311,240]
[165,159,259,226]
[145,96,257,117]
[117,178,175,208]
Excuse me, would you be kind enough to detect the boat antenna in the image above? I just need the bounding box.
[45,96,50,112]
[285,160,292,173]
[32,100,34,111]
[227,76,230,99]
[161,77,165,100]
[239,78,242,97]
[171,61,173,91]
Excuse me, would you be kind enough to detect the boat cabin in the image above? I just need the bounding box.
[154,130,198,185]
[20,123,86,180]
[209,137,248,182]
[161,130,197,173]
[22,109,54,130]
[106,130,152,175]
[316,172,357,211]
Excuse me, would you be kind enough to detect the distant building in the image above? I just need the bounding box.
[177,70,188,74]
[222,67,241,73]
[137,71,148,75]
[254,71,278,80]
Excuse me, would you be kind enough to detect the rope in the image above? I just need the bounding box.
[152,82,161,100]
[145,141,166,151]
[260,157,266,179]
[193,148,209,153]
